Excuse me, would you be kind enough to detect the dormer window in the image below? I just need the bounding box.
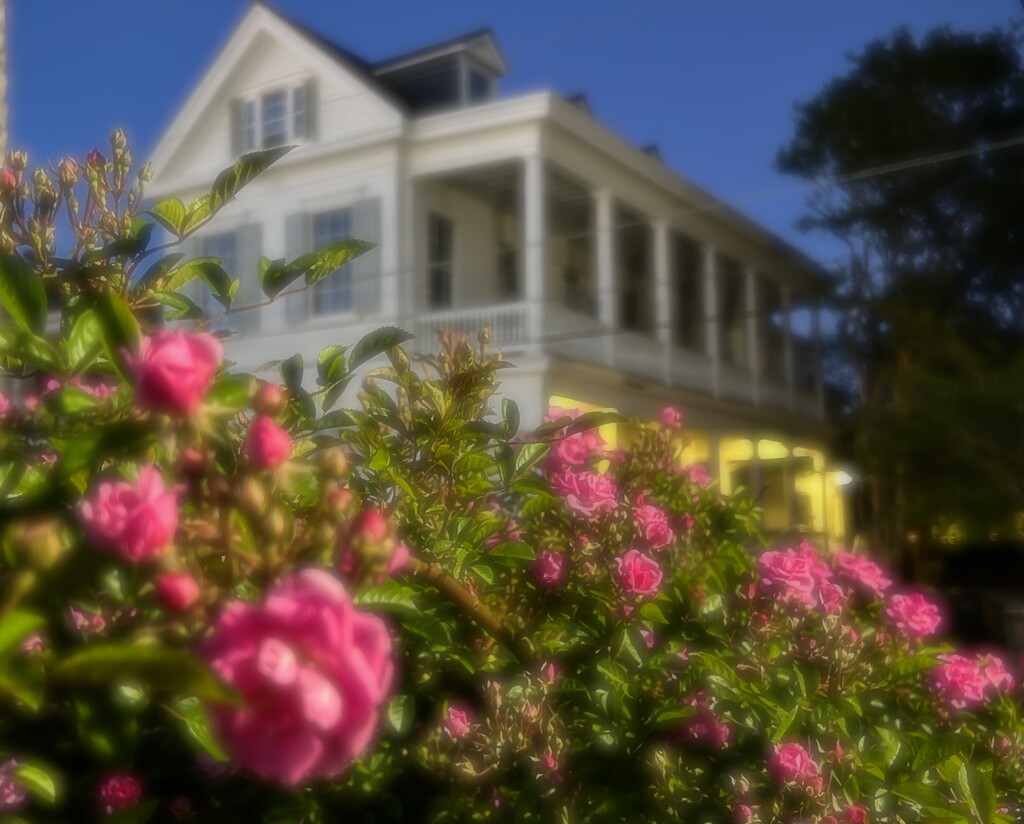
[467,68,493,103]
[231,79,318,156]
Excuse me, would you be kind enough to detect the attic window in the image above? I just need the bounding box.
[261,91,288,148]
[232,79,318,156]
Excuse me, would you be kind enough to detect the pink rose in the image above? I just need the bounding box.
[845,805,870,824]
[169,795,194,820]
[0,759,27,811]
[551,470,618,517]
[977,653,1013,691]
[337,508,409,584]
[155,572,200,613]
[0,167,16,190]
[97,772,142,815]
[674,706,731,750]
[792,540,832,582]
[443,703,472,739]
[68,605,106,635]
[757,550,817,607]
[635,503,675,550]
[931,653,990,709]
[768,742,820,788]
[79,465,180,563]
[660,406,683,428]
[201,569,394,785]
[683,463,711,487]
[733,805,753,824]
[243,415,292,469]
[615,549,663,597]
[817,580,847,614]
[532,550,567,589]
[0,392,10,419]
[129,331,221,416]
[834,551,892,598]
[886,592,942,639]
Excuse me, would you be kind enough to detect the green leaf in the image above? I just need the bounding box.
[291,239,373,288]
[957,763,996,824]
[95,293,142,378]
[258,257,303,300]
[0,609,45,658]
[13,762,60,805]
[488,540,535,562]
[206,375,253,409]
[771,705,800,744]
[174,697,230,762]
[53,385,101,414]
[150,291,204,322]
[0,253,47,333]
[350,327,414,370]
[281,354,304,394]
[194,261,235,309]
[515,442,550,476]
[105,799,158,824]
[209,146,295,215]
[385,694,415,736]
[146,198,187,236]
[82,223,156,263]
[52,644,239,704]
[496,444,514,487]
[564,410,626,437]
[65,311,103,370]
[502,398,521,436]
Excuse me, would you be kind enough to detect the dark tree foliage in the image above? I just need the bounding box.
[777,25,1024,565]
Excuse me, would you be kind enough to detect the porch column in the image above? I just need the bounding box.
[594,189,617,366]
[653,220,673,384]
[745,266,761,406]
[811,300,825,418]
[781,286,795,412]
[523,153,547,352]
[702,246,720,397]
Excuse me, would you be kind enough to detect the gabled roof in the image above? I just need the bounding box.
[372,27,508,76]
[253,1,408,110]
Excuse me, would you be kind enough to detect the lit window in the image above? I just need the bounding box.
[311,209,353,315]
[261,91,288,148]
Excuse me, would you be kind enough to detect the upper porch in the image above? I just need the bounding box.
[405,143,826,423]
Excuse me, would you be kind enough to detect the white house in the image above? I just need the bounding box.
[148,1,848,546]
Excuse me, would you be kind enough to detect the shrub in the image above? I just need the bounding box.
[0,137,1021,822]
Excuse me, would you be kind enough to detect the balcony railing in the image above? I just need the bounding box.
[412,301,530,352]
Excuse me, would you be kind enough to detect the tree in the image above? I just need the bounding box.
[777,25,1024,567]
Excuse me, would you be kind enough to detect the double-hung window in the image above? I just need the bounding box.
[261,91,288,148]
[428,213,453,309]
[311,209,354,315]
[235,80,315,155]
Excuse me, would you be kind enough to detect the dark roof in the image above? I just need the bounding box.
[255,2,504,108]
[253,1,408,109]
[372,27,503,74]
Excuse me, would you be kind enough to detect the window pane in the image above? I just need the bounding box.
[292,85,306,139]
[243,101,257,152]
[311,209,353,315]
[262,91,287,148]
[428,213,453,308]
[200,233,238,331]
[468,70,491,103]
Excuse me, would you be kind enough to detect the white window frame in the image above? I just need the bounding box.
[310,208,355,317]
[239,81,311,151]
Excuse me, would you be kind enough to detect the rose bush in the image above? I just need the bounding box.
[0,136,1022,822]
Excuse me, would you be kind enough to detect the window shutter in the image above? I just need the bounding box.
[352,198,381,316]
[165,235,200,330]
[230,99,244,157]
[285,213,310,325]
[304,78,319,142]
[234,224,263,336]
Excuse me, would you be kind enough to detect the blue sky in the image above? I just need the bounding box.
[7,0,1020,263]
